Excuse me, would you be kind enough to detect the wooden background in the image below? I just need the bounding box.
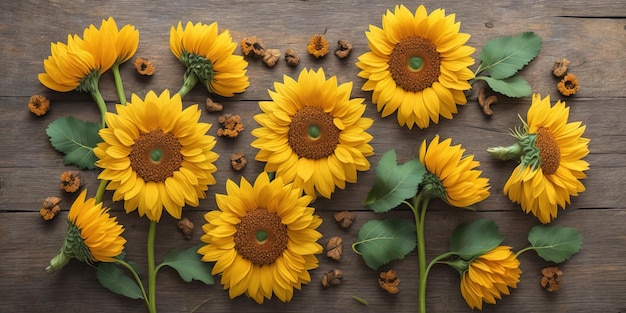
[1,1,625,312]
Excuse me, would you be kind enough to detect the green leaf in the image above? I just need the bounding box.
[474,75,532,98]
[528,225,583,263]
[46,116,102,169]
[363,150,426,213]
[353,219,416,270]
[478,32,542,79]
[160,245,214,285]
[449,219,504,259]
[97,262,144,299]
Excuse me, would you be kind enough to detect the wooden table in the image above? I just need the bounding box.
[1,1,625,312]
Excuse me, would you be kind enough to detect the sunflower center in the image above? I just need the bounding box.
[234,208,288,265]
[388,36,441,92]
[129,129,184,182]
[288,106,340,159]
[535,127,560,175]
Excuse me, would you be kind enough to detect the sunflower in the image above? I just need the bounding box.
[198,172,323,303]
[170,21,250,98]
[94,90,219,222]
[102,17,139,65]
[46,190,126,273]
[488,93,589,224]
[356,4,475,129]
[251,68,374,199]
[418,135,490,207]
[459,246,521,310]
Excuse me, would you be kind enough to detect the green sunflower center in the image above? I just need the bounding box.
[535,127,561,175]
[288,106,340,159]
[388,36,441,92]
[129,129,184,182]
[234,208,288,265]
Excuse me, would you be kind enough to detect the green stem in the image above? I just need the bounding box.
[147,220,157,313]
[176,72,199,99]
[414,195,430,313]
[112,63,127,106]
[423,252,456,285]
[90,87,108,128]
[95,179,109,204]
[515,246,535,258]
[115,259,150,308]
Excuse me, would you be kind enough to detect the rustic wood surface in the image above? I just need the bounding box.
[1,1,625,312]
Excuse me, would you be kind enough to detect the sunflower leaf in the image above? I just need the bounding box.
[363,150,426,213]
[477,32,542,79]
[353,219,417,270]
[160,244,214,285]
[448,219,504,259]
[97,262,144,299]
[528,225,583,263]
[474,75,532,98]
[46,116,102,169]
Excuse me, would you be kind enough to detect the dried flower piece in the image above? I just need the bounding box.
[230,151,247,171]
[217,114,244,138]
[552,58,570,77]
[541,266,563,292]
[333,211,356,229]
[133,57,156,76]
[60,170,81,193]
[40,197,62,221]
[334,40,353,58]
[307,34,329,58]
[284,48,300,66]
[477,87,498,115]
[240,36,266,57]
[321,269,343,287]
[177,217,195,240]
[263,49,281,67]
[28,95,50,116]
[326,236,343,261]
[557,73,580,96]
[205,98,223,113]
[378,269,400,294]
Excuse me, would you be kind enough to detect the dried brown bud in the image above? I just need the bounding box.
[541,266,563,292]
[133,57,156,76]
[284,48,300,66]
[326,236,343,261]
[334,40,353,59]
[321,269,343,287]
[477,87,497,115]
[241,36,266,57]
[307,34,329,58]
[40,197,62,221]
[230,151,247,171]
[378,269,400,294]
[205,98,223,113]
[177,217,195,240]
[217,114,244,138]
[59,171,81,193]
[333,211,356,229]
[552,58,570,77]
[557,73,580,96]
[262,49,281,68]
[28,95,50,116]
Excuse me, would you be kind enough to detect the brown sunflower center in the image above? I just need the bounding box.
[129,129,184,182]
[388,36,441,92]
[535,127,560,175]
[234,208,288,265]
[288,106,340,159]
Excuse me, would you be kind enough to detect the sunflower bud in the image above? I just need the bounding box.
[46,223,92,273]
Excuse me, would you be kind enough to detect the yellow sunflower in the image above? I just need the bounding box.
[488,93,590,224]
[460,246,521,310]
[356,4,475,129]
[170,21,250,98]
[418,135,490,207]
[251,68,374,199]
[100,17,139,65]
[46,190,126,273]
[198,172,323,303]
[94,90,219,222]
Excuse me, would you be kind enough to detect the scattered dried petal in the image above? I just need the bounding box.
[307,34,329,58]
[230,151,247,171]
[133,57,155,76]
[217,114,244,138]
[177,217,195,240]
[28,95,50,116]
[40,197,62,221]
[284,48,300,66]
[334,40,352,58]
[333,211,356,229]
[326,236,343,261]
[59,170,81,193]
[541,266,563,292]
[241,36,266,57]
[262,49,281,67]
[552,58,570,77]
[205,98,223,113]
[378,269,400,294]
[557,73,580,96]
[321,269,343,287]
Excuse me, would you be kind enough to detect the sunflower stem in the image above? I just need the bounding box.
[89,87,108,128]
[177,71,199,100]
[115,259,150,308]
[514,246,535,258]
[487,143,523,161]
[147,220,157,313]
[112,63,127,106]
[95,179,109,204]
[412,194,430,313]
